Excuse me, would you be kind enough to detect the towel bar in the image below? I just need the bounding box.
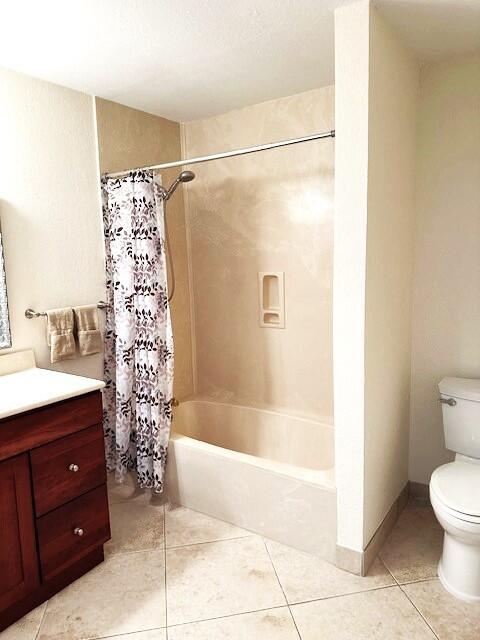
[25,302,110,319]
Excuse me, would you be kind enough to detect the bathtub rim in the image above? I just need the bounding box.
[169,432,336,490]
[174,396,334,430]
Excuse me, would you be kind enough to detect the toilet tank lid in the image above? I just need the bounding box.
[439,377,480,402]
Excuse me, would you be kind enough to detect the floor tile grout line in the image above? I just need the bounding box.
[398,583,441,640]
[165,545,427,630]
[262,540,302,639]
[165,533,256,551]
[34,600,49,640]
[31,573,430,638]
[89,624,167,639]
[163,583,407,632]
[384,556,440,640]
[380,557,399,585]
[166,603,290,630]
[36,500,444,640]
[261,540,289,606]
[376,554,394,576]
[288,583,405,607]
[38,582,429,640]
[105,546,166,559]
[163,503,169,639]
[397,576,440,587]
[105,533,257,561]
[380,554,440,589]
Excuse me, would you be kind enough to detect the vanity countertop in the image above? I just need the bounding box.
[0,349,104,420]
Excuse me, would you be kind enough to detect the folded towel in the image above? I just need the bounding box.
[73,305,102,356]
[46,308,76,363]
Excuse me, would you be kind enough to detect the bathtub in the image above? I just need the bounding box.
[166,399,336,561]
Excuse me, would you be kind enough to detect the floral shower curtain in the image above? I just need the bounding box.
[101,169,174,492]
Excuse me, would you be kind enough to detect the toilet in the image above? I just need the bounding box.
[430,377,480,602]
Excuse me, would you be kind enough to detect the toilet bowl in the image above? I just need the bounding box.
[431,377,480,601]
[430,461,480,601]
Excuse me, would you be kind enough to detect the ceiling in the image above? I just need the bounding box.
[0,0,478,122]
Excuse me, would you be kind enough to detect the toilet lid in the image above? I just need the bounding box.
[430,462,480,517]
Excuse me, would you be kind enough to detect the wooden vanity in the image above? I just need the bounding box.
[0,352,110,632]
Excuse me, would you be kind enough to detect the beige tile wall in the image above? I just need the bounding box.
[182,87,334,421]
[95,98,194,399]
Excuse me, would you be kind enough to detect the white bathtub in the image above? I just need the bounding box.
[166,400,336,560]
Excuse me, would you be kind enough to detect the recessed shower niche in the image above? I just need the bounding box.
[258,272,285,329]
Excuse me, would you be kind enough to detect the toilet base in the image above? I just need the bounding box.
[438,532,480,602]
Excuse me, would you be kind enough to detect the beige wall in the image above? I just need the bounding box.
[0,67,105,378]
[182,87,335,421]
[409,54,480,484]
[95,98,194,399]
[363,7,419,544]
[334,1,419,551]
[334,0,370,553]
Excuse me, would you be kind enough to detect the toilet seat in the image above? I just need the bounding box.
[430,461,480,523]
[430,485,480,525]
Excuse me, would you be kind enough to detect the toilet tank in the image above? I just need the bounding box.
[439,377,480,458]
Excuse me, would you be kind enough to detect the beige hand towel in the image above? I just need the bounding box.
[46,308,76,363]
[73,305,102,356]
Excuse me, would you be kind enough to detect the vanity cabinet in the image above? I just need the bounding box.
[0,390,110,631]
[0,454,39,612]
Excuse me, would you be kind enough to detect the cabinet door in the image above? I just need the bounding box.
[0,454,39,611]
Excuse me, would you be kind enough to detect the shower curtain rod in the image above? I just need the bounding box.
[104,129,335,178]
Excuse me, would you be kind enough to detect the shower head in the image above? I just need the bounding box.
[179,170,195,183]
[162,170,195,200]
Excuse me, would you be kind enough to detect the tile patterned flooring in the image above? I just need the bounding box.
[3,483,480,640]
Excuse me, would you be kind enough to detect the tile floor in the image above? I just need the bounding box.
[3,482,480,640]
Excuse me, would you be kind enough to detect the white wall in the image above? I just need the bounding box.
[409,54,480,484]
[334,0,370,553]
[334,0,419,551]
[363,8,419,544]
[0,67,105,378]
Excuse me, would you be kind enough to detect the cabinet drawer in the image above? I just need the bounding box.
[37,484,110,581]
[31,424,107,516]
[0,392,103,462]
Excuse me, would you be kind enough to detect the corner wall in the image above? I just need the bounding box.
[363,7,419,544]
[334,0,419,553]
[334,0,370,553]
[409,54,480,484]
[95,98,194,400]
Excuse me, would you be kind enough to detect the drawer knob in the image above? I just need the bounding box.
[73,527,85,537]
[69,463,80,473]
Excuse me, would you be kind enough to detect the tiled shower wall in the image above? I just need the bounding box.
[182,87,335,422]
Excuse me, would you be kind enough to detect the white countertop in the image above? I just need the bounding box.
[0,350,105,420]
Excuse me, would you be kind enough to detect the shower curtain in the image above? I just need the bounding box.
[101,169,174,492]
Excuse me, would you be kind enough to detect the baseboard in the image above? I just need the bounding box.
[408,480,430,505]
[336,481,409,576]
[336,543,363,575]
